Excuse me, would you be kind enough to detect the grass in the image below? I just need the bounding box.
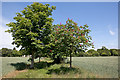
[1,57,28,76]
[14,62,97,78]
[1,56,118,78]
[72,57,118,78]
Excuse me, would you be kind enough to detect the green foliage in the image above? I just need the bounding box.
[101,52,107,56]
[1,48,13,57]
[84,52,90,57]
[75,50,85,57]
[5,2,56,68]
[110,49,118,56]
[97,49,103,55]
[6,2,56,54]
[49,19,94,62]
[118,49,120,56]
[1,48,21,57]
[87,49,99,56]
[0,49,2,56]
[97,46,111,56]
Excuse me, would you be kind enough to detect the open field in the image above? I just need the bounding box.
[72,57,118,78]
[1,57,118,78]
[1,57,29,76]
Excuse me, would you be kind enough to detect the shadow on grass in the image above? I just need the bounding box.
[10,62,27,70]
[47,66,81,75]
[33,61,54,69]
[10,61,54,70]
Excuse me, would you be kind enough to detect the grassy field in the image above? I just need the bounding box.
[72,57,118,78]
[1,57,29,76]
[1,57,118,78]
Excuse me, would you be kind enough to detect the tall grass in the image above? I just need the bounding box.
[72,57,118,78]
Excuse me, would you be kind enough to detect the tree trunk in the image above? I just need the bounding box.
[53,56,61,64]
[70,44,73,68]
[30,52,34,69]
[70,51,72,68]
[39,56,40,63]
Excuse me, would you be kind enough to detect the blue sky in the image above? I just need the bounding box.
[1,2,118,50]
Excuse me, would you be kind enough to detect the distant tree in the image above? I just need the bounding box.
[6,2,56,68]
[12,49,21,57]
[0,49,2,57]
[87,49,99,56]
[102,46,108,50]
[97,46,111,56]
[1,48,9,57]
[110,49,118,56]
[76,49,85,57]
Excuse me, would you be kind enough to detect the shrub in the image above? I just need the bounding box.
[87,49,100,56]
[97,47,111,56]
[75,49,85,57]
[97,49,103,56]
[110,49,118,56]
[79,51,85,57]
[100,51,111,56]
[101,52,108,56]
[84,52,90,57]
[112,50,118,56]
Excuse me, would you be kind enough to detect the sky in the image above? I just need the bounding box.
[0,2,118,50]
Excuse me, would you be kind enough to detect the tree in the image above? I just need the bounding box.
[6,2,56,68]
[1,48,8,57]
[87,49,99,56]
[110,49,118,56]
[0,49,2,57]
[49,18,94,68]
[97,46,111,56]
[102,46,108,50]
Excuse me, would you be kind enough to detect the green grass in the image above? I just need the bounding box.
[1,56,118,78]
[1,57,29,76]
[72,56,118,78]
[15,62,97,78]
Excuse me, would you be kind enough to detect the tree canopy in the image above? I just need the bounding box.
[49,18,94,67]
[6,2,56,68]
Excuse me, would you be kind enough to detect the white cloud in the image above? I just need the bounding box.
[0,17,20,50]
[109,30,115,36]
[0,26,15,49]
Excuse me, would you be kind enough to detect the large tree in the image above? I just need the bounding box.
[6,2,56,68]
[49,18,94,68]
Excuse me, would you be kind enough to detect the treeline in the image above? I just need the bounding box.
[0,46,119,57]
[0,47,24,57]
[73,46,119,57]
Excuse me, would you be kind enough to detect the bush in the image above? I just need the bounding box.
[97,47,111,56]
[75,49,85,57]
[84,52,90,57]
[79,51,85,57]
[97,49,103,56]
[100,51,111,56]
[87,49,100,56]
[101,52,108,56]
[110,49,118,56]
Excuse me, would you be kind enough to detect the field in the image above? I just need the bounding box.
[72,57,118,78]
[1,57,29,76]
[1,57,118,78]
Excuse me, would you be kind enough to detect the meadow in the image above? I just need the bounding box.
[1,56,118,78]
[72,57,118,78]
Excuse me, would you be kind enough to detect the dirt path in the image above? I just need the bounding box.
[2,69,28,78]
